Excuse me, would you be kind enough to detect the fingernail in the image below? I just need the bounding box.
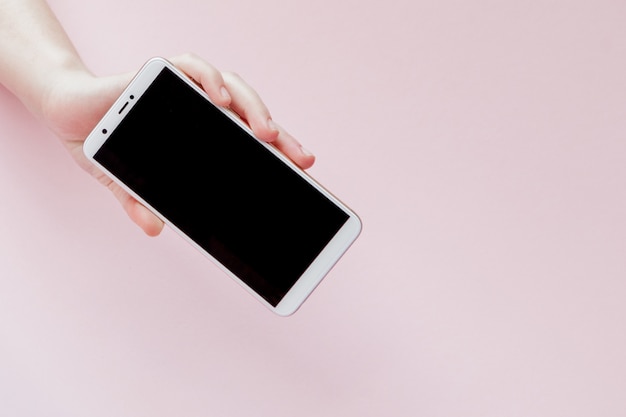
[267,119,279,133]
[300,146,314,157]
[220,86,231,102]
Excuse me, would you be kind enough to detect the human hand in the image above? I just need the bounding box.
[41,53,315,236]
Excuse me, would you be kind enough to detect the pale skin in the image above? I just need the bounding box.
[0,0,315,236]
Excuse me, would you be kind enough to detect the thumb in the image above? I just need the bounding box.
[107,181,165,237]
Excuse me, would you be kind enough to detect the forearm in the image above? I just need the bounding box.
[0,0,88,116]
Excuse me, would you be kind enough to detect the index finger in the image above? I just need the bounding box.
[169,53,232,107]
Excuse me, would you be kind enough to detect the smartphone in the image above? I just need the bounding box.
[83,57,361,316]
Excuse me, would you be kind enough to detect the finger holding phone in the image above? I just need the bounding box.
[46,54,316,237]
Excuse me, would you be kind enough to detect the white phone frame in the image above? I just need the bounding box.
[83,57,362,316]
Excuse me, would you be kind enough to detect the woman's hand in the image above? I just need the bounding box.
[41,53,315,236]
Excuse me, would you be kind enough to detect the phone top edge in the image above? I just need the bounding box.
[83,57,171,158]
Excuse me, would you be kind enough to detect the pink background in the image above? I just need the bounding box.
[1,0,625,415]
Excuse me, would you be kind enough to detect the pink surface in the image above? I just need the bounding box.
[1,0,625,415]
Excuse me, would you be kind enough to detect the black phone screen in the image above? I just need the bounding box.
[94,68,349,306]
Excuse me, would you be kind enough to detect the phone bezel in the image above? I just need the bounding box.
[83,57,362,316]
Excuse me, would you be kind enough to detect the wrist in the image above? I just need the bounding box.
[39,64,98,137]
[34,54,91,115]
